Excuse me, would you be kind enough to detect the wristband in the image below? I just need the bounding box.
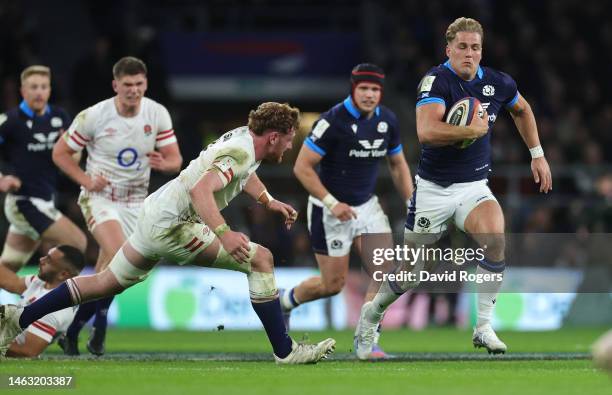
[257,190,275,206]
[322,193,339,211]
[529,145,544,159]
[213,223,231,238]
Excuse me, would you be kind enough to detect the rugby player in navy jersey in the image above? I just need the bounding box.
[0,66,86,274]
[280,64,414,359]
[354,17,552,359]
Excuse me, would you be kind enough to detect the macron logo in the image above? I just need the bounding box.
[28,132,59,152]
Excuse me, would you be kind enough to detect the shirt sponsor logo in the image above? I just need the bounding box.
[28,132,59,151]
[349,139,386,157]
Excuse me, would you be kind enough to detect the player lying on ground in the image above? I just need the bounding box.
[0,245,84,357]
[0,102,335,364]
[354,17,552,359]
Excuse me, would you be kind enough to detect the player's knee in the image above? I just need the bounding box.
[251,245,273,273]
[107,248,150,289]
[0,245,35,272]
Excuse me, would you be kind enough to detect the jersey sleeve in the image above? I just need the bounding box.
[500,72,520,109]
[155,104,177,148]
[304,117,335,157]
[27,306,77,343]
[210,155,239,187]
[386,111,403,156]
[64,107,96,152]
[416,70,449,108]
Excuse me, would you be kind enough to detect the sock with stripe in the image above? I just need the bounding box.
[19,282,76,329]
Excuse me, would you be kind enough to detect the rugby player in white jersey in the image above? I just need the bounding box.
[1,102,336,364]
[0,245,84,357]
[51,56,182,355]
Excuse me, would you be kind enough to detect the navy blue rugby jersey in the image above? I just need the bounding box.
[0,101,71,200]
[304,96,403,206]
[415,60,519,186]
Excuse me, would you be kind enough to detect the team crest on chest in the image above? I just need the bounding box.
[482,85,495,96]
[51,117,63,128]
[144,124,152,136]
[377,121,388,133]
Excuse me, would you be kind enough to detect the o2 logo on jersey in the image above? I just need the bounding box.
[117,147,142,170]
[482,85,495,96]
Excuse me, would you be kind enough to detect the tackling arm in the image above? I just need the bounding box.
[416,103,488,146]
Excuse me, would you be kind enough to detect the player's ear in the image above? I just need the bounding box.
[112,79,118,93]
[445,45,451,57]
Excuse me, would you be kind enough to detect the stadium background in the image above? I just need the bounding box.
[0,0,610,333]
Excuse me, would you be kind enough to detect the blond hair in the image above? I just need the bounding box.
[446,17,484,44]
[248,102,300,136]
[20,65,51,84]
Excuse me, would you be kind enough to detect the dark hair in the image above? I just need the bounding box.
[112,56,147,79]
[247,102,300,136]
[56,245,86,274]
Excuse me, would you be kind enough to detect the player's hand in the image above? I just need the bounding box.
[0,175,21,193]
[219,231,251,263]
[331,202,357,222]
[86,175,109,192]
[467,110,489,139]
[531,156,552,193]
[147,151,170,172]
[267,200,299,230]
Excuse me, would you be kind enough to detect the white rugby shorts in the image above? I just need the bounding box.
[307,195,391,257]
[78,193,140,237]
[405,175,497,240]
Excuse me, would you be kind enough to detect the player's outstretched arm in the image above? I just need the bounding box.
[6,331,50,358]
[293,143,356,221]
[386,151,414,203]
[508,94,552,193]
[52,137,108,192]
[243,173,298,229]
[0,264,27,294]
[416,103,488,146]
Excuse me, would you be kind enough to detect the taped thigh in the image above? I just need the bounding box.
[108,248,151,288]
[210,242,257,274]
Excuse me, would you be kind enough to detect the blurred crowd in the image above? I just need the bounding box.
[0,0,609,272]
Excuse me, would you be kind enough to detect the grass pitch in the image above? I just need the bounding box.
[1,327,609,395]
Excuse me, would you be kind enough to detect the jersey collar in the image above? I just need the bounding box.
[343,96,380,119]
[19,100,50,118]
[444,60,483,81]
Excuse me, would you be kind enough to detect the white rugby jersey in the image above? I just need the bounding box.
[15,275,77,344]
[64,97,177,205]
[147,126,260,227]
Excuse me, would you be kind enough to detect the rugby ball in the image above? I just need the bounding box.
[445,97,485,149]
[593,329,612,373]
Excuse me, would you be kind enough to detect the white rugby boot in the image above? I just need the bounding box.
[354,301,382,360]
[472,323,507,354]
[274,338,336,364]
[0,304,24,357]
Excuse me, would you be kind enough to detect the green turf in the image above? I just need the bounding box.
[1,328,610,395]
